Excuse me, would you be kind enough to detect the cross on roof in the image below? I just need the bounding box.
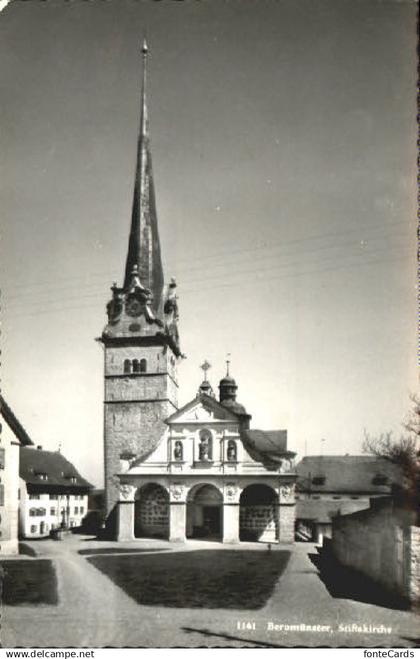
[226,353,231,376]
[200,360,211,381]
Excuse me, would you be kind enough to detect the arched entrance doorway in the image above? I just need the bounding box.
[134,483,169,539]
[186,484,223,540]
[239,484,279,542]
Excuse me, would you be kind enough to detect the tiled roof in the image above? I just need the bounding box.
[0,395,34,446]
[20,447,92,491]
[241,429,291,467]
[296,455,401,494]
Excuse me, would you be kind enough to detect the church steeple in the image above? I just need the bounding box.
[102,42,181,358]
[123,40,164,315]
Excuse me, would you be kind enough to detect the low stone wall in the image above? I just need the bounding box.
[331,498,419,605]
[408,525,420,605]
[240,504,278,541]
[135,486,169,537]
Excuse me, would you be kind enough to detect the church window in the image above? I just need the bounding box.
[132,359,140,373]
[227,440,237,462]
[124,359,132,374]
[140,358,147,373]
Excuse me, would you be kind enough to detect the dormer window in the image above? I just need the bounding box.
[36,472,48,481]
[312,476,326,486]
[372,474,388,486]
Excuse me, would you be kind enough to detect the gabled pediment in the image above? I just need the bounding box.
[166,394,240,425]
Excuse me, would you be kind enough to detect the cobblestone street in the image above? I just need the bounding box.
[2,535,419,648]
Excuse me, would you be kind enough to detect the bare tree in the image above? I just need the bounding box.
[363,394,420,511]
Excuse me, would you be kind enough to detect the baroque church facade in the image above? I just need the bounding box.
[100,43,297,543]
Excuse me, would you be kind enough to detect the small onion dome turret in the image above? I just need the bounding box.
[219,374,238,404]
[199,379,214,397]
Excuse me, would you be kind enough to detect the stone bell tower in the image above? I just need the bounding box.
[99,41,182,531]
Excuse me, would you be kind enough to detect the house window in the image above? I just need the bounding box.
[0,484,4,506]
[124,359,132,374]
[132,359,140,373]
[50,494,58,500]
[312,495,320,500]
[37,508,46,517]
[350,496,359,500]
[50,508,56,516]
[80,507,84,514]
[30,525,37,534]
[332,495,341,500]
[29,494,39,500]
[312,476,326,486]
[372,474,388,486]
[29,509,38,517]
[0,448,5,470]
[74,507,79,515]
[140,358,147,373]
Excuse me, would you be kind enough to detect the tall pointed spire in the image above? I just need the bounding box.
[123,39,164,314]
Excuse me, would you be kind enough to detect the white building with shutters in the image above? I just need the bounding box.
[0,396,34,554]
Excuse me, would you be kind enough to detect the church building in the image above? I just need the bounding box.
[99,42,297,544]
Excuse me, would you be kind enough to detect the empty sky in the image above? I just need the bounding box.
[0,0,417,486]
